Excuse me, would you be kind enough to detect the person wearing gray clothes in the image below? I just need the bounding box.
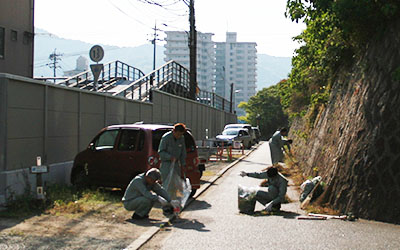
[122,168,171,220]
[158,123,187,194]
[240,166,288,212]
[269,127,293,165]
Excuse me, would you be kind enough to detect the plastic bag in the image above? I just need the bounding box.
[238,184,258,214]
[163,162,192,210]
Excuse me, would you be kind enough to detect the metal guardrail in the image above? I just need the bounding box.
[112,60,191,100]
[196,89,232,113]
[37,59,232,113]
[112,60,232,112]
[55,60,145,90]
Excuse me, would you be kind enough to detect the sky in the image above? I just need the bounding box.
[34,0,306,57]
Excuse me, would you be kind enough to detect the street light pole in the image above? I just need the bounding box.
[230,83,234,113]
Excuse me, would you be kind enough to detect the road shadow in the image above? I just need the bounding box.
[169,218,210,232]
[0,217,26,232]
[236,158,271,166]
[125,217,164,227]
[244,210,300,219]
[184,200,212,212]
[200,180,219,186]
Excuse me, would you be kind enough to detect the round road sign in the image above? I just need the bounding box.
[89,45,104,62]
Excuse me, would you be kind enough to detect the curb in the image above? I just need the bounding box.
[124,142,262,250]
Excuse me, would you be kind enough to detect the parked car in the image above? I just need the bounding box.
[216,128,252,149]
[252,127,261,143]
[224,123,257,145]
[71,124,201,196]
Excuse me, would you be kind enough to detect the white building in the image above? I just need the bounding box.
[164,31,215,92]
[215,32,257,116]
[64,56,89,77]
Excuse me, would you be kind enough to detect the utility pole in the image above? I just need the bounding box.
[149,22,162,88]
[47,49,62,83]
[152,22,158,71]
[189,0,197,100]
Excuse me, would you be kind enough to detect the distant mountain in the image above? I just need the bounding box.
[34,28,292,90]
[256,54,292,90]
[34,28,165,78]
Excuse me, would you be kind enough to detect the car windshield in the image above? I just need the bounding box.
[223,130,239,136]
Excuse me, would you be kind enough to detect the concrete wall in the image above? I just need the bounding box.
[0,73,236,203]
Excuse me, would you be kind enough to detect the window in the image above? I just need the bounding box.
[118,129,140,151]
[23,31,33,45]
[11,30,17,41]
[95,130,119,150]
[0,27,4,59]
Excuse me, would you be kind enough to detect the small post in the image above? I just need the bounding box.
[30,156,48,200]
[228,146,233,162]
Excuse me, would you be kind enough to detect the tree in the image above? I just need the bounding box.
[238,83,288,139]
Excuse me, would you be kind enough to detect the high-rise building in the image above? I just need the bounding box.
[215,32,257,116]
[164,31,215,92]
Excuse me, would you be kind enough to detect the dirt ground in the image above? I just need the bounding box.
[0,159,237,250]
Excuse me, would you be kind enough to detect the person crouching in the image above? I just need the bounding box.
[122,168,171,220]
[240,166,288,212]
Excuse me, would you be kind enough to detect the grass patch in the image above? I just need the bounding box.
[303,204,340,215]
[0,184,123,218]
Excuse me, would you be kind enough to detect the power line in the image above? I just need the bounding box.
[108,0,152,29]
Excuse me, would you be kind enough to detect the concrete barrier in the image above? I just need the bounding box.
[0,73,236,203]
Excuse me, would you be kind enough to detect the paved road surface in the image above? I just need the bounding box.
[142,142,400,250]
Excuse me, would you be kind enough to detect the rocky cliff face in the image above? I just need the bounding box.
[289,21,400,224]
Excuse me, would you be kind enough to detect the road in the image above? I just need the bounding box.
[142,142,400,250]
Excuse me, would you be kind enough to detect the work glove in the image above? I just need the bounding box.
[239,171,247,177]
[264,201,274,212]
[157,196,169,206]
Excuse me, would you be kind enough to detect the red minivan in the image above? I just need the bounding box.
[71,124,201,196]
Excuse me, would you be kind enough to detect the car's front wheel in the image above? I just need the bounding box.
[71,167,90,189]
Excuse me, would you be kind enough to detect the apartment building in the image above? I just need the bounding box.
[215,32,257,116]
[0,0,34,77]
[164,31,215,92]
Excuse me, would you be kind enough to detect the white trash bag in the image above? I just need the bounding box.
[238,184,258,214]
[163,162,192,211]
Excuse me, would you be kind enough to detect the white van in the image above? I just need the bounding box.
[223,124,257,145]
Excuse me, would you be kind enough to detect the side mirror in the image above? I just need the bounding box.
[88,142,95,150]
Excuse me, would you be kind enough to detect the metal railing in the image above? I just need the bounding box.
[112,60,232,112]
[196,89,231,112]
[56,60,145,91]
[112,60,191,100]
[39,59,232,113]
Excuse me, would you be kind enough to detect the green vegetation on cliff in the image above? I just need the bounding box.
[280,0,400,122]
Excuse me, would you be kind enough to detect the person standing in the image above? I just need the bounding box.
[240,166,288,212]
[269,127,293,165]
[158,123,187,197]
[122,168,171,220]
